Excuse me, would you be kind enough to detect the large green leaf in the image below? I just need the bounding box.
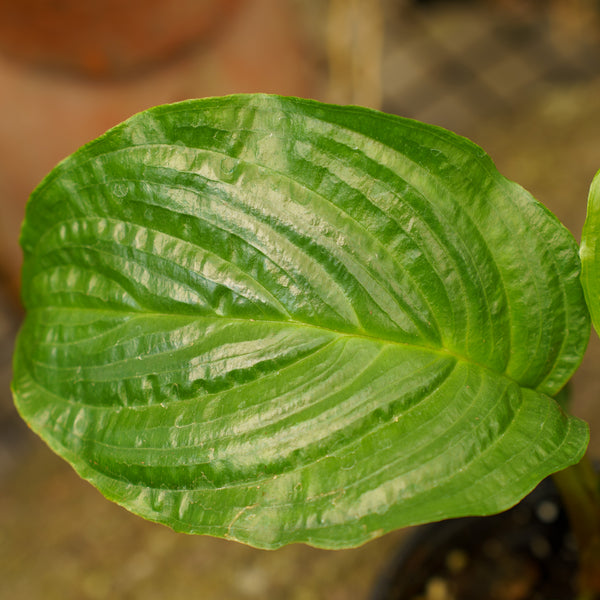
[12,94,590,549]
[581,169,600,335]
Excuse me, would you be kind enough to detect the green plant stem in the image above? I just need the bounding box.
[552,454,600,599]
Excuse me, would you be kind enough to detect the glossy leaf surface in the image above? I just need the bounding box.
[13,95,589,548]
[581,170,600,336]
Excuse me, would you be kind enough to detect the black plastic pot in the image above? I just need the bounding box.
[371,477,579,600]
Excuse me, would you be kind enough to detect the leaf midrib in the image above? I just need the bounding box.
[28,305,542,395]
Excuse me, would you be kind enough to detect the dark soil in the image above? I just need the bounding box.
[371,478,579,600]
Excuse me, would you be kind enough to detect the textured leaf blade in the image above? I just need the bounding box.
[581,169,600,336]
[13,95,589,548]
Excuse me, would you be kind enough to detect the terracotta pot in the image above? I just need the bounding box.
[0,0,244,78]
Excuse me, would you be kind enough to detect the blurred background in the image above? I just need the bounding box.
[1,0,600,598]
